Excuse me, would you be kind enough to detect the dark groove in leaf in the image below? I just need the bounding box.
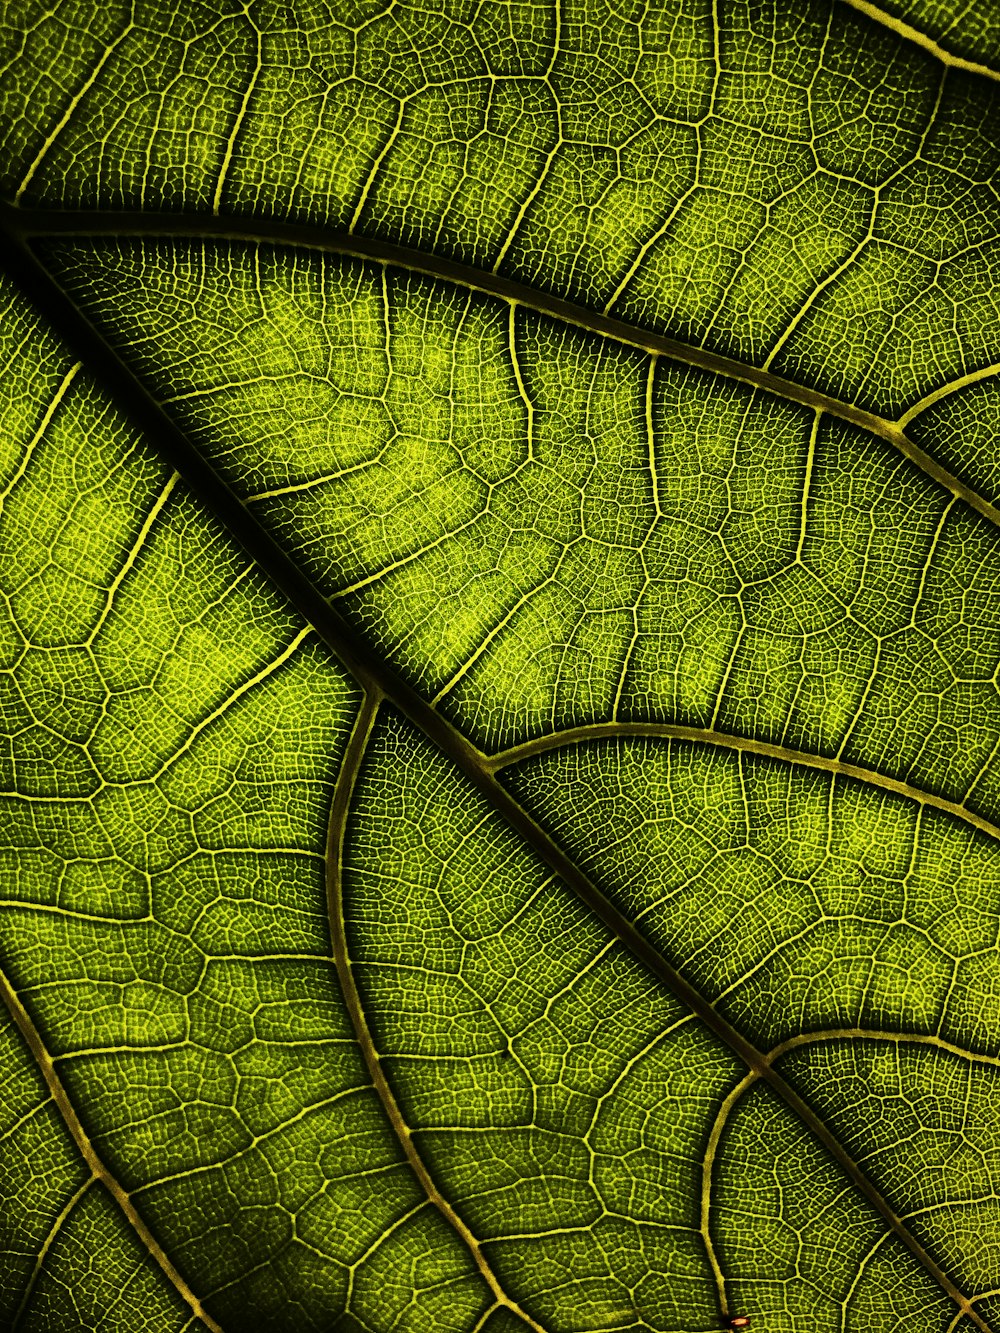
[0,215,992,1333]
[5,202,999,531]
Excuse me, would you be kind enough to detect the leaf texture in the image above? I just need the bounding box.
[0,1,999,1331]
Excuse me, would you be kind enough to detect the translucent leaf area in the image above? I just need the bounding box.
[0,0,998,1330]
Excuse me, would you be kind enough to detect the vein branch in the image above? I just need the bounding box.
[768,1027,1000,1068]
[487,721,1000,843]
[3,203,998,530]
[12,1175,94,1330]
[701,1028,999,1333]
[0,968,223,1332]
[325,693,548,1333]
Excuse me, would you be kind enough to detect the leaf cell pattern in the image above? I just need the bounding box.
[0,0,999,1330]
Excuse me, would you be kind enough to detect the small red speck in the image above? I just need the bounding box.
[728,1319,750,1330]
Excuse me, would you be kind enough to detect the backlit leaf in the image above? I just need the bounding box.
[0,1,998,1330]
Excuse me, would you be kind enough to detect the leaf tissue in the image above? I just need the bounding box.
[0,0,999,1329]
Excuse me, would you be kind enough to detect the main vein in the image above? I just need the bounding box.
[0,218,994,1332]
[3,203,998,530]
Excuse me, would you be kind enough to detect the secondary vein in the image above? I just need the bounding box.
[0,968,223,1332]
[3,203,998,531]
[324,692,549,1333]
[487,721,1000,845]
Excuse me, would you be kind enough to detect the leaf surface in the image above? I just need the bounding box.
[0,1,999,1330]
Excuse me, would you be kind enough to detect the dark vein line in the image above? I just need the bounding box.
[325,693,547,1332]
[0,968,223,1332]
[836,0,1000,82]
[3,202,998,531]
[487,722,1000,844]
[0,217,993,1333]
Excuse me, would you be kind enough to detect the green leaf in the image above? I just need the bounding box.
[0,1,999,1331]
